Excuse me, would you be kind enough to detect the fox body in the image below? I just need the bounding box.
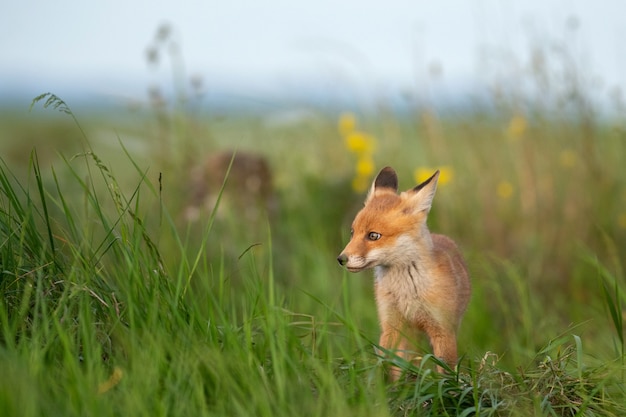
[337,167,470,379]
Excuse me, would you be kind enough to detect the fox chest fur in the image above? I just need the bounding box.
[372,233,468,333]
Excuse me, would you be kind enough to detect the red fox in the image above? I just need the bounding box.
[337,167,470,379]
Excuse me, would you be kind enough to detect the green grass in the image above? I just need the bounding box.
[1,89,625,416]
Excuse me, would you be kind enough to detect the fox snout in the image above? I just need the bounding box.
[336,250,370,272]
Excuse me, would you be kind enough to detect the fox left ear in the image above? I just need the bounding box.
[407,170,439,213]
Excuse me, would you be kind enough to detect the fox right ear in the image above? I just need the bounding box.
[374,166,399,191]
[365,166,398,203]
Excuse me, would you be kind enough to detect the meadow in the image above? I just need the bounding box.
[0,80,625,417]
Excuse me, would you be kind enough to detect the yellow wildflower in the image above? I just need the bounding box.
[497,180,514,200]
[339,111,378,193]
[344,131,376,155]
[338,112,357,136]
[355,157,375,177]
[414,167,432,184]
[437,166,454,186]
[414,166,454,186]
[507,114,527,140]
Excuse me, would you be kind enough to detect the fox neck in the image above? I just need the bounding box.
[373,226,434,282]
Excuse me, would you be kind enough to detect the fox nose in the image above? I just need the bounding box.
[337,253,348,266]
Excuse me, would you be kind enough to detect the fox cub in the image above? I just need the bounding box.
[337,167,470,379]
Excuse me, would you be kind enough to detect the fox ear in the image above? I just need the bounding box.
[407,170,439,213]
[365,166,398,203]
[374,166,399,191]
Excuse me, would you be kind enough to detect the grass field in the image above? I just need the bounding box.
[1,87,625,416]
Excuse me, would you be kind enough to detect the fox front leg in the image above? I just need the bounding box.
[425,327,458,373]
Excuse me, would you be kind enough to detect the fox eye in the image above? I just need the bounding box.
[367,232,381,241]
[350,228,354,237]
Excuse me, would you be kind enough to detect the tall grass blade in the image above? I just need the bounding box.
[30,150,59,272]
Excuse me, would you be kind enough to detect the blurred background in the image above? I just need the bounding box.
[1,0,625,366]
[2,0,625,113]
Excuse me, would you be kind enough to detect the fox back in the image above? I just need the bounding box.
[337,166,470,379]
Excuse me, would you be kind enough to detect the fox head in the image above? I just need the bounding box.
[337,166,440,272]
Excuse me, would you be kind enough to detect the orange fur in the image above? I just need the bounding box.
[337,167,470,379]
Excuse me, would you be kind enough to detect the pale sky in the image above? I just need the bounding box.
[1,0,625,107]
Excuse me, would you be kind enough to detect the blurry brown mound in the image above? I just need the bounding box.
[184,150,275,223]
